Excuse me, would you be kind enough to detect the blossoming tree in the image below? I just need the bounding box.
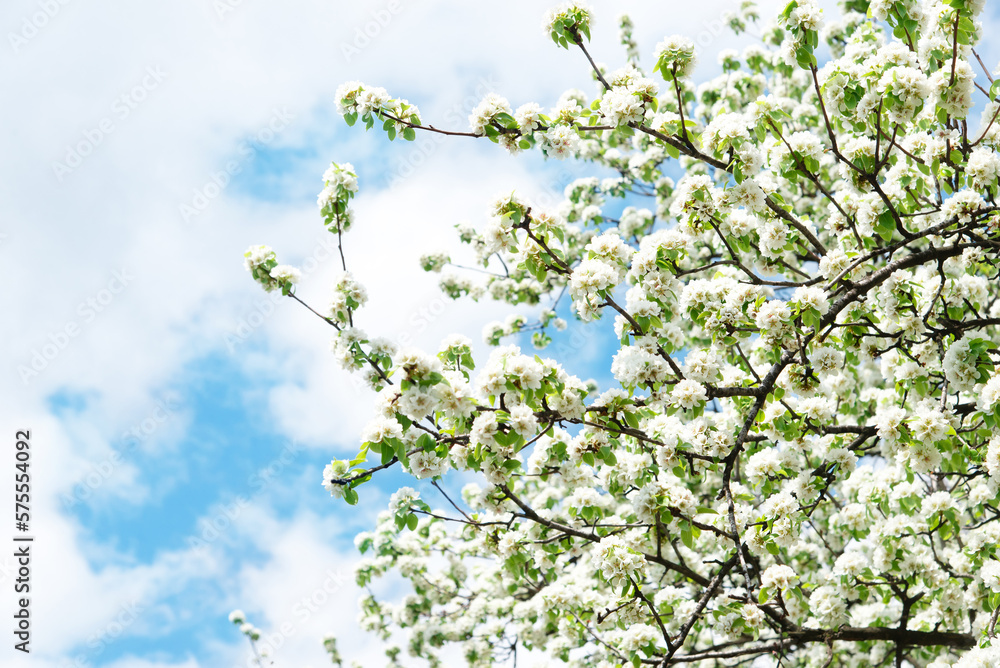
[239,0,1000,666]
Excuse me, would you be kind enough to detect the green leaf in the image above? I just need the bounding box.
[349,445,370,467]
[493,112,516,129]
[600,446,617,466]
[393,440,410,467]
[990,80,1000,102]
[417,433,436,451]
[875,211,895,242]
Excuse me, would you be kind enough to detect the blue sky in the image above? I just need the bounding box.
[5,1,1000,667]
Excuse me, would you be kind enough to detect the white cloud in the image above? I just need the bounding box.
[0,419,224,662]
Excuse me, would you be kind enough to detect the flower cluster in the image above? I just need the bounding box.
[334,81,420,142]
[544,2,593,49]
[243,1,1000,666]
[595,535,647,589]
[318,161,358,233]
[243,244,300,295]
[654,35,696,81]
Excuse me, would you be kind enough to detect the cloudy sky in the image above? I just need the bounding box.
[4,1,1000,667]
